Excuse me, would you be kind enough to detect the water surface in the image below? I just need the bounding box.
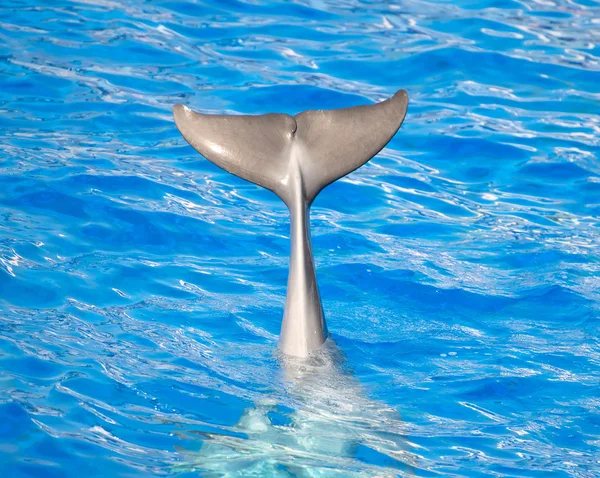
[1,0,599,476]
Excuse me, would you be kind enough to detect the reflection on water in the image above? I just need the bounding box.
[175,341,416,477]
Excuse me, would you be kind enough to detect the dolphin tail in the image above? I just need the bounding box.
[173,90,408,357]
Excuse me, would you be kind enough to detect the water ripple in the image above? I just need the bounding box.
[1,0,600,476]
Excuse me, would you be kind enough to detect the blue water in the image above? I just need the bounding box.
[1,0,600,476]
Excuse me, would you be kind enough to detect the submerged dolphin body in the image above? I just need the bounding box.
[172,341,418,477]
[173,90,408,357]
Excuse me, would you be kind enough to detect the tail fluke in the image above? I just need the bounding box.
[173,89,408,205]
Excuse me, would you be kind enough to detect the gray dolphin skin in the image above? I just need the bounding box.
[172,89,408,357]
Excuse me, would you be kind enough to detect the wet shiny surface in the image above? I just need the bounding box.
[1,0,599,476]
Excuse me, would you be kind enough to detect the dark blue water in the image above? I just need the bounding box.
[1,0,599,476]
